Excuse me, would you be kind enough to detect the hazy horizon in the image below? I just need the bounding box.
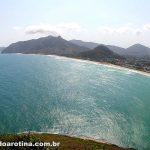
[1,0,150,48]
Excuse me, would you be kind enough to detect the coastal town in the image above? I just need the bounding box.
[105,58,150,73]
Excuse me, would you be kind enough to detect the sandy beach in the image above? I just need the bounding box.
[46,54,150,77]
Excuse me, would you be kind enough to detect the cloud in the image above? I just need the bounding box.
[97,24,144,37]
[24,23,83,35]
[97,23,150,37]
[25,24,59,36]
[143,24,150,30]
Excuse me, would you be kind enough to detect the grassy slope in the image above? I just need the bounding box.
[0,133,135,150]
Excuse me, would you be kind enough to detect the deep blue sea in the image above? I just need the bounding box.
[0,54,150,149]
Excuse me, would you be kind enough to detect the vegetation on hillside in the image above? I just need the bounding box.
[0,133,135,150]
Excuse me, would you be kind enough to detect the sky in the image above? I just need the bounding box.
[1,0,150,48]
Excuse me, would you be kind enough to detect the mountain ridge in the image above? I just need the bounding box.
[2,36,89,56]
[70,39,150,59]
[2,36,150,59]
[70,39,99,49]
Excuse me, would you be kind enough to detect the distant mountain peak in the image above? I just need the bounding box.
[57,35,62,39]
[78,44,123,61]
[2,36,89,55]
[125,43,150,59]
[94,44,110,50]
[128,43,147,48]
[134,43,143,46]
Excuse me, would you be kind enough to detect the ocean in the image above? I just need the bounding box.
[0,54,150,150]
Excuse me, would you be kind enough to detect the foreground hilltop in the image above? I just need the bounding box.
[0,132,135,150]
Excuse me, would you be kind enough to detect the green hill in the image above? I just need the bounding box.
[77,45,124,61]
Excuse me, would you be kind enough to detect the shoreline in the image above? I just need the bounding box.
[2,53,150,77]
[17,131,111,144]
[20,131,112,144]
[45,54,150,77]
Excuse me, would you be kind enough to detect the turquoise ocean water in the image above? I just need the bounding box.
[0,54,150,149]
